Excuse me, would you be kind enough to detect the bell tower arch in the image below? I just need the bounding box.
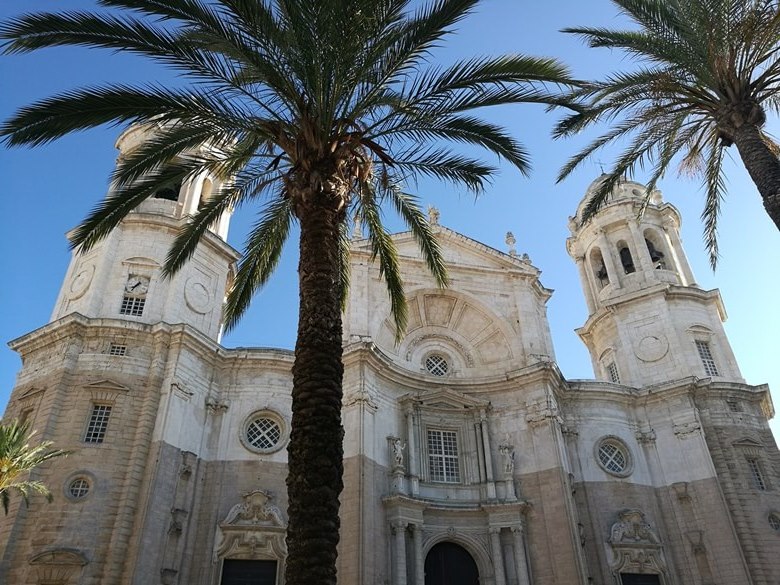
[567,177,742,387]
[50,122,239,341]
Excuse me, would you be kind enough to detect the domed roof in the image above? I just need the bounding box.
[574,175,663,222]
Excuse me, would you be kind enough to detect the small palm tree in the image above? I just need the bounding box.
[556,0,780,265]
[0,419,69,514]
[1,1,573,582]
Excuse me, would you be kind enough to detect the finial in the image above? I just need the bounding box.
[427,205,440,226]
[352,221,363,240]
[505,231,517,256]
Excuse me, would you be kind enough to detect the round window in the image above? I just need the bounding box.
[425,354,449,377]
[595,437,633,477]
[241,411,287,454]
[68,478,90,499]
[769,513,780,532]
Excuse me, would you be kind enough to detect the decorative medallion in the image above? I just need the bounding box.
[635,334,669,362]
[69,265,95,299]
[184,278,211,313]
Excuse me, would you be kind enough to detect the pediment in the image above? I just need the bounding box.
[732,437,763,449]
[20,386,45,400]
[29,548,88,566]
[353,227,538,273]
[82,379,130,393]
[401,388,488,411]
[121,256,160,268]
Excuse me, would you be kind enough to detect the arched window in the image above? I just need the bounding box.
[643,230,667,270]
[590,247,609,288]
[153,181,181,201]
[617,241,635,274]
[198,178,213,210]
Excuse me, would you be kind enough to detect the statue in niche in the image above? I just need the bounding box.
[391,437,405,468]
[498,444,515,475]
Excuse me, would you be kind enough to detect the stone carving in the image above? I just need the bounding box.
[610,509,660,545]
[344,385,378,411]
[608,509,667,583]
[634,334,669,362]
[498,444,515,475]
[222,490,285,527]
[505,232,517,256]
[428,205,440,225]
[213,490,287,563]
[169,508,188,535]
[673,420,701,438]
[390,437,405,468]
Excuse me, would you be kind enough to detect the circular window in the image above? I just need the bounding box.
[425,354,449,376]
[769,513,780,532]
[595,437,633,477]
[241,411,287,454]
[68,478,90,499]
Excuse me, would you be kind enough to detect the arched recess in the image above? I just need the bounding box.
[212,490,287,585]
[590,246,610,289]
[643,228,670,271]
[374,289,520,373]
[28,549,88,585]
[425,542,479,585]
[423,532,492,585]
[617,241,636,274]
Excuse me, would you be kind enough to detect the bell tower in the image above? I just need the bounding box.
[567,177,742,387]
[50,122,239,341]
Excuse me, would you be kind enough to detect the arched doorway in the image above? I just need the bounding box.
[425,541,479,585]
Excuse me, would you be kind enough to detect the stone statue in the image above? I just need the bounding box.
[427,205,440,226]
[505,232,517,256]
[391,438,405,467]
[498,444,515,475]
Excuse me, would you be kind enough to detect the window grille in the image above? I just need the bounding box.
[68,478,90,499]
[425,354,449,377]
[769,514,780,532]
[747,458,767,491]
[598,441,628,474]
[120,296,145,316]
[246,417,282,451]
[84,404,112,443]
[607,362,620,383]
[427,429,460,483]
[695,340,719,376]
[108,343,127,356]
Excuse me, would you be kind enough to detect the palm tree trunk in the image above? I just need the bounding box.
[732,123,780,231]
[285,196,345,585]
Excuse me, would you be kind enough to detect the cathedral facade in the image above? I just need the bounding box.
[1,125,779,585]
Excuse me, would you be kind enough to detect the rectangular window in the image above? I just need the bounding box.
[427,429,460,483]
[84,404,112,443]
[120,295,145,316]
[607,362,621,383]
[747,458,766,491]
[695,340,719,376]
[108,343,127,356]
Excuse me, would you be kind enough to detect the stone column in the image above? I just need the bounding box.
[627,220,653,275]
[392,521,408,585]
[511,526,531,585]
[411,523,425,585]
[596,229,621,289]
[489,528,507,585]
[480,409,496,499]
[574,255,597,313]
[405,404,419,496]
[662,217,696,286]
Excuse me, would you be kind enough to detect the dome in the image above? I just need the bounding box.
[574,175,663,223]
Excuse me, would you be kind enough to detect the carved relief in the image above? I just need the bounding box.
[213,490,287,564]
[608,509,668,584]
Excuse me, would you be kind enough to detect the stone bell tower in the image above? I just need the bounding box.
[566,177,742,387]
[50,122,239,341]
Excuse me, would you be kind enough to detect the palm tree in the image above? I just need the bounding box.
[0,419,69,514]
[0,1,572,582]
[556,0,780,266]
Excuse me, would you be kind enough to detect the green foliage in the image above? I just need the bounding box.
[557,0,780,267]
[0,419,69,514]
[1,0,573,335]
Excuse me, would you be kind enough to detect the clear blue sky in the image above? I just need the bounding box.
[1,0,778,441]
